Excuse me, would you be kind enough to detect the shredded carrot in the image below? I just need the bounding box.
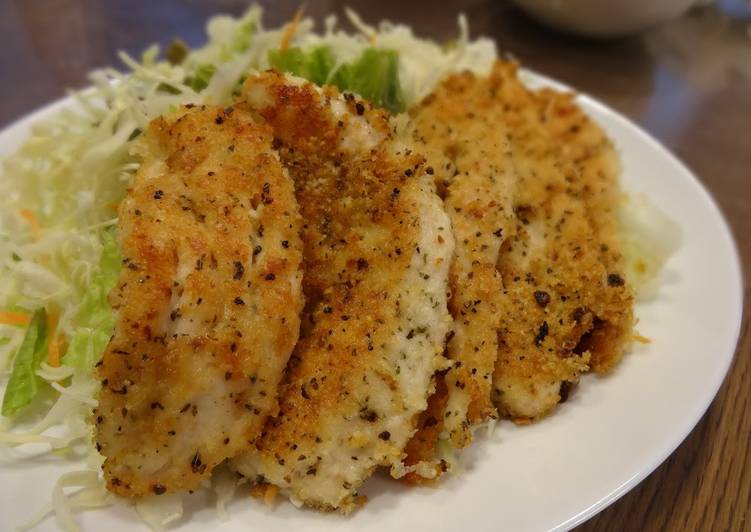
[19,209,43,241]
[47,311,60,367]
[279,7,304,51]
[634,334,652,344]
[0,310,31,326]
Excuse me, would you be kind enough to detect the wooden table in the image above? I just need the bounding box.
[1,1,748,529]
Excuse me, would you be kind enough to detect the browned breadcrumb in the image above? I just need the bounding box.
[231,71,452,512]
[403,61,634,482]
[94,104,303,497]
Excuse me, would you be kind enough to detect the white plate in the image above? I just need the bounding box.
[0,71,743,532]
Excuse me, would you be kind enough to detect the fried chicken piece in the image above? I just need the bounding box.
[489,61,634,419]
[403,61,634,481]
[231,72,454,512]
[401,66,519,480]
[533,85,632,372]
[94,104,303,497]
[408,68,519,448]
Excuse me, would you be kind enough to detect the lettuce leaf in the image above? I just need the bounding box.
[1,309,49,417]
[185,63,217,92]
[61,232,120,372]
[332,49,405,114]
[268,47,336,86]
[268,47,405,114]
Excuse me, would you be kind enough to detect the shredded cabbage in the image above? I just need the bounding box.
[619,193,682,300]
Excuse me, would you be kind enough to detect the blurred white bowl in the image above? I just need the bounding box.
[511,0,699,37]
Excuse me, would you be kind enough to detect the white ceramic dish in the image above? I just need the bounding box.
[511,0,697,37]
[0,70,742,532]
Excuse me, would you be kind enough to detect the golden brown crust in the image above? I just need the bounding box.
[490,62,633,420]
[232,72,453,511]
[403,61,634,481]
[533,87,632,372]
[408,69,519,446]
[94,104,303,497]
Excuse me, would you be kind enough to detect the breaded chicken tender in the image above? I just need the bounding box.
[533,85,633,373]
[231,72,454,512]
[94,104,303,497]
[489,62,633,419]
[403,61,634,482]
[408,70,518,448]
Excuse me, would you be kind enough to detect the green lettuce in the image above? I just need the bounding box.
[332,49,405,114]
[1,309,49,417]
[185,63,217,92]
[268,47,405,114]
[61,231,120,372]
[268,47,336,86]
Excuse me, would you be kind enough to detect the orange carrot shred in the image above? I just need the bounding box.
[47,311,60,367]
[19,209,43,241]
[279,7,304,51]
[0,311,31,326]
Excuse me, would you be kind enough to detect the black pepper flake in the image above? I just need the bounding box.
[322,306,332,314]
[493,228,503,237]
[559,381,572,403]
[152,484,167,495]
[215,115,224,124]
[378,431,391,441]
[426,166,434,175]
[607,273,625,287]
[306,466,317,476]
[355,102,365,115]
[190,452,206,474]
[356,258,369,270]
[180,403,191,413]
[341,315,350,321]
[151,401,164,410]
[404,168,413,177]
[534,321,549,346]
[153,190,164,200]
[534,290,550,308]
[233,261,245,279]
[261,182,273,204]
[265,273,276,281]
[281,240,289,248]
[391,187,400,200]
[253,245,262,257]
[224,106,234,115]
[234,297,245,305]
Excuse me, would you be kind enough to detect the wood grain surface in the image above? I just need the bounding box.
[0,1,748,530]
